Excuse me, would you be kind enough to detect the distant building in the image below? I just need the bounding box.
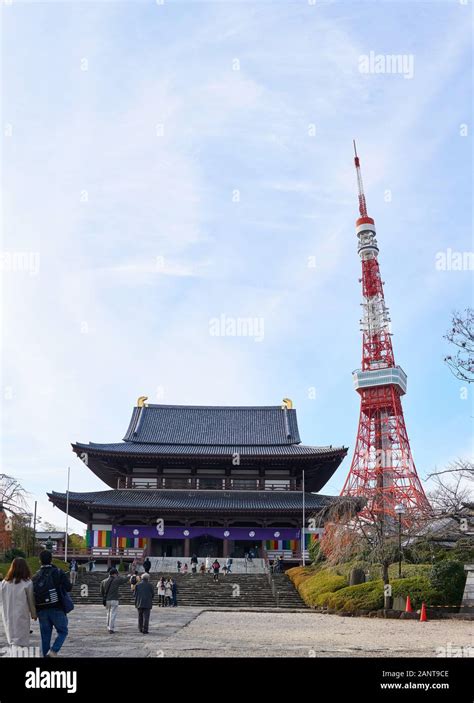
[0,504,12,555]
[35,531,66,554]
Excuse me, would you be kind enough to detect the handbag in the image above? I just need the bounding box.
[59,586,74,614]
[53,568,74,614]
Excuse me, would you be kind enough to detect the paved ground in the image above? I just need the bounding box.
[1,607,472,658]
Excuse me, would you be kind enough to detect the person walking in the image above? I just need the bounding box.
[225,557,232,574]
[157,577,166,607]
[134,573,154,634]
[212,559,220,583]
[176,560,182,573]
[32,550,72,657]
[69,559,78,586]
[170,578,178,607]
[164,578,172,607]
[205,556,211,574]
[130,570,141,594]
[99,568,130,634]
[191,553,198,574]
[143,557,151,574]
[0,557,37,656]
[199,562,206,575]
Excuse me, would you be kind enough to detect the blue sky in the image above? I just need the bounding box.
[1,0,472,534]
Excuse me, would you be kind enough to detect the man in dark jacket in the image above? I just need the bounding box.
[33,550,72,657]
[171,578,178,607]
[100,568,130,633]
[134,572,154,634]
[143,557,151,574]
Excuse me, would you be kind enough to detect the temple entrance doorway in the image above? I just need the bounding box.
[189,535,223,558]
[232,541,260,558]
[150,539,184,557]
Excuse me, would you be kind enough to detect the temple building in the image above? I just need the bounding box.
[48,398,347,561]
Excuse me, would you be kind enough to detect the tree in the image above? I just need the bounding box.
[315,497,429,591]
[68,533,86,551]
[11,513,34,556]
[427,459,473,516]
[0,474,29,515]
[444,308,474,383]
[40,521,60,533]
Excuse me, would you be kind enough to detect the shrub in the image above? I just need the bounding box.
[4,548,26,562]
[286,566,317,589]
[449,539,474,565]
[430,561,466,606]
[391,576,441,609]
[297,568,348,607]
[365,562,431,581]
[309,539,325,565]
[326,580,384,612]
[388,563,431,580]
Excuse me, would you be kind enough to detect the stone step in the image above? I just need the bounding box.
[69,571,305,609]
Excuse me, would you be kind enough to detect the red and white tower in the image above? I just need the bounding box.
[341,142,430,524]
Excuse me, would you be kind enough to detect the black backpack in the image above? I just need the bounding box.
[33,567,60,608]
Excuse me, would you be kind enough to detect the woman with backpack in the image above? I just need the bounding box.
[0,557,37,655]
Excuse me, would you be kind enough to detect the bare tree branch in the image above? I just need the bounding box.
[444,308,474,383]
[0,474,29,515]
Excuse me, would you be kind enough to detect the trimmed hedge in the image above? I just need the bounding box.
[286,566,317,589]
[391,576,441,609]
[326,580,384,612]
[289,562,463,612]
[288,566,348,607]
[430,561,466,606]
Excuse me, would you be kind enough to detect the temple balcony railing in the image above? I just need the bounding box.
[117,478,301,491]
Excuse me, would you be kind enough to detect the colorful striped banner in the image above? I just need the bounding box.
[86,529,111,548]
[265,539,299,551]
[265,534,319,551]
[117,537,147,549]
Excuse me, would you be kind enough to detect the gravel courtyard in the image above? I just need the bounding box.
[1,607,472,658]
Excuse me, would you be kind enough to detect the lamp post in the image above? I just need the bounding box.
[394,503,406,578]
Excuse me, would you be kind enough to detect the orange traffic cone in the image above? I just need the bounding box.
[419,602,428,622]
[405,596,413,613]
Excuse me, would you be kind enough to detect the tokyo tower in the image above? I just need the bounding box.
[340,142,430,525]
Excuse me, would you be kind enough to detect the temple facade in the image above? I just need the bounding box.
[49,399,347,561]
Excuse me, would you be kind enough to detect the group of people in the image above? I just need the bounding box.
[0,550,267,654]
[176,555,232,580]
[99,569,178,635]
[0,550,72,658]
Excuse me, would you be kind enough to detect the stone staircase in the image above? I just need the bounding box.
[71,571,305,609]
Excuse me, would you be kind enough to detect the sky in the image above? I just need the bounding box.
[1,0,472,535]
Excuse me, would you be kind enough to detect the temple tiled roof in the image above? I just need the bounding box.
[122,404,301,445]
[48,489,334,515]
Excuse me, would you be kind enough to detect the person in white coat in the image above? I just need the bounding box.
[0,557,37,655]
[157,577,166,607]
